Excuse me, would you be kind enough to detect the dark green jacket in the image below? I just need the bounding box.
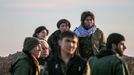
[77,28,106,60]
[89,50,129,75]
[10,52,36,75]
[47,30,61,56]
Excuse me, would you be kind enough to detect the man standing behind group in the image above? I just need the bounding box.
[33,26,49,41]
[47,31,90,75]
[48,19,71,56]
[89,33,129,75]
[74,11,106,60]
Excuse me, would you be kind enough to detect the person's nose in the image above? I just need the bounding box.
[124,45,126,50]
[63,26,67,29]
[69,42,74,47]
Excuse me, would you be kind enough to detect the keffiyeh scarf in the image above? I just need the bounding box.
[75,24,96,37]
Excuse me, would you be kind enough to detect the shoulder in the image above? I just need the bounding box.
[102,54,126,65]
[48,30,60,41]
[15,58,30,67]
[113,54,126,64]
[112,54,129,73]
[11,54,32,71]
[94,28,104,35]
[74,27,78,32]
[74,26,81,35]
[50,30,60,37]
[88,56,98,65]
[12,53,32,67]
[92,28,105,40]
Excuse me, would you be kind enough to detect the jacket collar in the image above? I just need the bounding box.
[96,49,116,58]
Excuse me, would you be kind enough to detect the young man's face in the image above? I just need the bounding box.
[59,37,78,55]
[59,23,70,32]
[115,41,126,56]
[31,44,42,58]
[84,16,94,28]
[37,30,48,40]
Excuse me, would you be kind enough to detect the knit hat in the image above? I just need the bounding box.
[57,19,71,29]
[23,37,40,53]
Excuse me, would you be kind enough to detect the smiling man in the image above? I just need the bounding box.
[47,31,90,75]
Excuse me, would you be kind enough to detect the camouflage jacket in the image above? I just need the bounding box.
[75,28,106,60]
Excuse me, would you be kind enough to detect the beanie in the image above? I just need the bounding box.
[23,37,40,53]
[57,19,71,29]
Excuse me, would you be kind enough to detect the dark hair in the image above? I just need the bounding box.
[106,33,125,49]
[59,31,79,55]
[57,19,71,29]
[81,11,95,25]
[59,31,78,40]
[33,26,49,37]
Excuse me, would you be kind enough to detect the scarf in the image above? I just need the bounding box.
[74,25,96,37]
[32,55,40,75]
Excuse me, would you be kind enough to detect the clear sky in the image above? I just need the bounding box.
[0,0,134,57]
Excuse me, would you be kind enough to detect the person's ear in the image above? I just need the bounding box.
[36,33,38,36]
[112,43,117,50]
[58,40,62,46]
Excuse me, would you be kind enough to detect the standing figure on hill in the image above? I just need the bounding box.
[33,26,49,41]
[74,11,106,60]
[48,19,71,56]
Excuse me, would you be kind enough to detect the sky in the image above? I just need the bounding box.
[0,0,134,57]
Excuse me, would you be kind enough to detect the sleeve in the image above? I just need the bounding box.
[100,30,106,51]
[13,59,30,75]
[115,61,129,75]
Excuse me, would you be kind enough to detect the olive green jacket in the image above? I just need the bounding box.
[10,52,36,75]
[89,50,129,75]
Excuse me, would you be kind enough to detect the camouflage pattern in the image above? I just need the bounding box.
[78,28,106,60]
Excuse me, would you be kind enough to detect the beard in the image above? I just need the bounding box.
[114,47,123,56]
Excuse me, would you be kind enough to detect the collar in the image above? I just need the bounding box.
[96,50,116,58]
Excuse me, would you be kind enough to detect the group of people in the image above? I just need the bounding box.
[10,10,129,75]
